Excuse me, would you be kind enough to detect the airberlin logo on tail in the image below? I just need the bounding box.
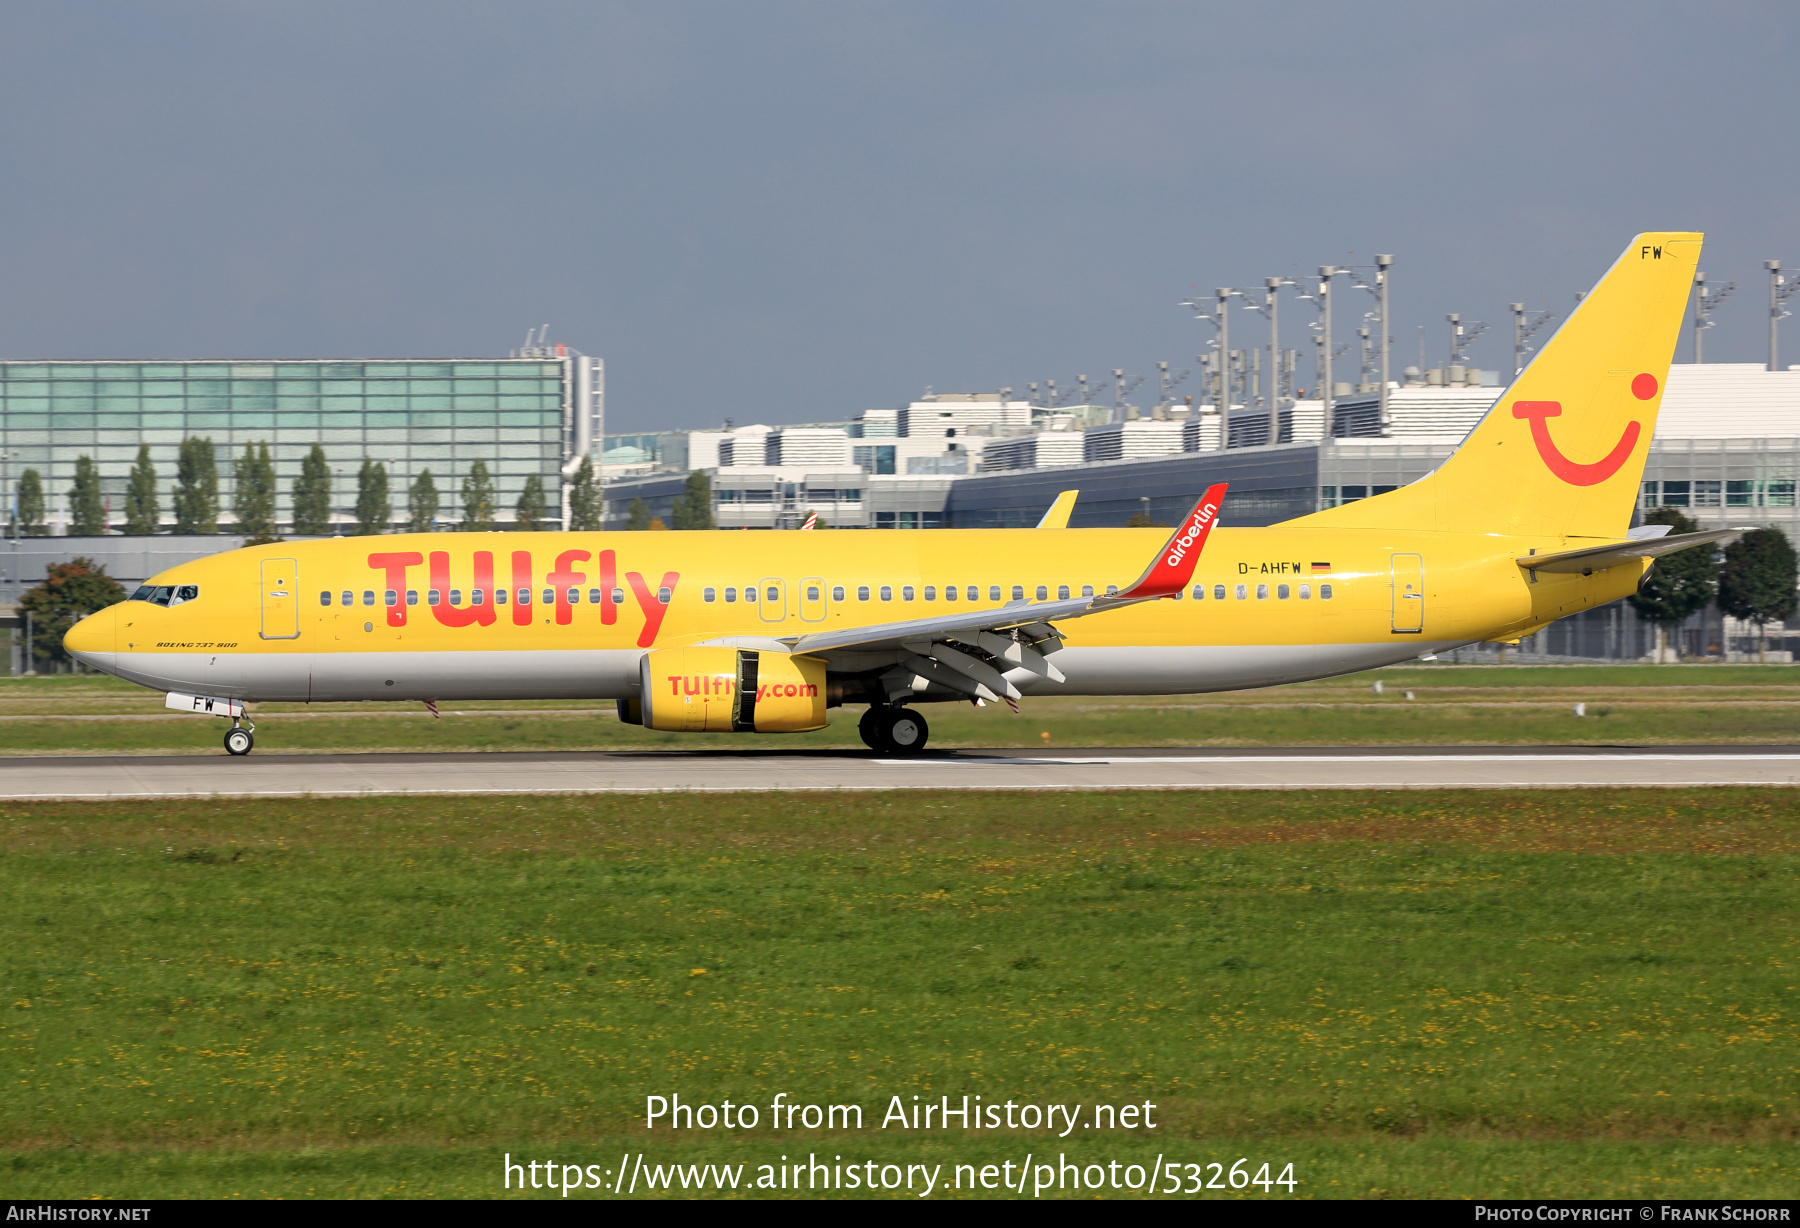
[1511,373,1657,487]
[1166,496,1222,568]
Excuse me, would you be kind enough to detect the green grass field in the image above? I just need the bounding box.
[3,663,1799,755]
[2,788,1796,1198]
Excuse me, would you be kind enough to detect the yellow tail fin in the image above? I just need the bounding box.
[1291,231,1701,539]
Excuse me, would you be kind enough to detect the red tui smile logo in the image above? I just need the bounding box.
[1510,373,1658,487]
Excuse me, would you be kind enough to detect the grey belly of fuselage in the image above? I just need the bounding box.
[82,640,1466,704]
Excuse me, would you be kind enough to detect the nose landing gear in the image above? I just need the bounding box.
[224,719,255,756]
[859,705,930,755]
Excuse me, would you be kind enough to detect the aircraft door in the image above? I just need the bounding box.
[799,576,826,622]
[758,577,786,623]
[1390,553,1424,634]
[260,558,301,640]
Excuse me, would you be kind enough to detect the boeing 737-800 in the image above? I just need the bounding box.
[64,232,1730,755]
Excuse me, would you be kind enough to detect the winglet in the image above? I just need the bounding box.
[1035,490,1078,529]
[1113,484,1227,599]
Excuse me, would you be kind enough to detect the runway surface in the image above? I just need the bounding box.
[5,745,1800,799]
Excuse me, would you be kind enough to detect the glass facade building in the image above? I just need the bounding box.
[0,359,572,533]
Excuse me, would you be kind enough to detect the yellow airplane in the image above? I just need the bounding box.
[66,232,1730,756]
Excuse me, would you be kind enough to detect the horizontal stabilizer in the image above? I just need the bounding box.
[1517,529,1739,575]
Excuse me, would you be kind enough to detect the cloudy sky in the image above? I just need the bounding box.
[1,2,1797,430]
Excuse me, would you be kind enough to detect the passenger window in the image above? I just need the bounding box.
[566,588,579,604]
[1082,585,1094,598]
[363,591,375,606]
[902,586,915,601]
[1191,585,1204,600]
[449,590,463,606]
[427,590,441,606]
[1012,585,1024,601]
[517,588,531,604]
[611,587,624,605]
[923,586,935,601]
[987,586,999,601]
[1277,584,1290,600]
[705,587,718,603]
[587,589,600,604]
[1036,585,1048,601]
[1106,585,1118,596]
[858,586,871,601]
[1299,584,1311,600]
[944,585,957,601]
[765,586,778,603]
[495,589,508,605]
[1235,584,1247,600]
[1256,584,1268,599]
[832,586,845,601]
[1214,584,1226,601]
[407,590,419,606]
[725,587,737,603]
[1321,584,1333,600]
[319,591,332,606]
[879,585,892,601]
[542,589,554,605]
[658,587,672,604]
[808,586,821,601]
[1057,585,1070,600]
[339,590,352,606]
[385,590,398,607]
[472,589,486,605]
[1172,589,1183,600]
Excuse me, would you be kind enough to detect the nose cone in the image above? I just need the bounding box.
[64,605,118,671]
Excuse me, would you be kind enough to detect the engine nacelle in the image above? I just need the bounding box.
[638,647,828,733]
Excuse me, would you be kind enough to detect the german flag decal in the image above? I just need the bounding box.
[1311,562,1331,572]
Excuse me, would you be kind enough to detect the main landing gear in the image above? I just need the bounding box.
[224,719,255,756]
[859,705,930,755]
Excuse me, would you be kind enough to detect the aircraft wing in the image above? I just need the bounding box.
[779,484,1227,704]
[1517,529,1739,575]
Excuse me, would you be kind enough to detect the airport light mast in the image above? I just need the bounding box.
[1510,302,1558,377]
[1239,277,1296,412]
[1767,261,1800,371]
[1345,256,1393,430]
[1692,271,1736,363]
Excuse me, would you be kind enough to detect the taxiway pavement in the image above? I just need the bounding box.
[4,745,1799,799]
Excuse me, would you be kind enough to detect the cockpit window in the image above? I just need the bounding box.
[129,584,199,607]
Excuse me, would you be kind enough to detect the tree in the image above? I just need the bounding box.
[1627,508,1717,662]
[233,441,279,544]
[567,456,602,531]
[17,557,126,670]
[461,459,496,531]
[671,470,715,530]
[69,455,106,536]
[122,445,160,536]
[291,443,333,536]
[514,473,547,531]
[410,469,440,533]
[172,436,219,534]
[625,497,652,531]
[354,458,390,535]
[648,516,668,530]
[15,468,46,536]
[1718,527,1799,662]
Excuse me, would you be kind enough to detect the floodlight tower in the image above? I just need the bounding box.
[1446,313,1488,368]
[1345,256,1394,428]
[1155,361,1190,409]
[1692,271,1737,363]
[1767,261,1800,371]
[1509,303,1558,377]
[1239,277,1297,411]
[1181,289,1240,410]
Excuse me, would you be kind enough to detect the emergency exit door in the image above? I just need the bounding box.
[758,577,786,623]
[799,576,826,622]
[1390,554,1424,634]
[260,559,300,639]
